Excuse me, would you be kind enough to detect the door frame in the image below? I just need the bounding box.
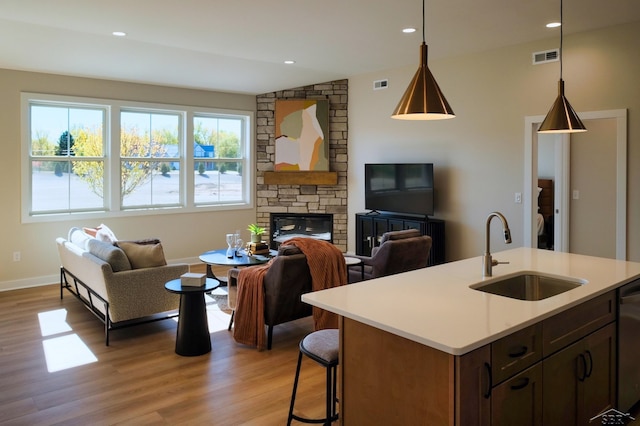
[523,109,627,260]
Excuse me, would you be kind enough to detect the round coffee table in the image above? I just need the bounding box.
[199,249,277,284]
[165,278,219,356]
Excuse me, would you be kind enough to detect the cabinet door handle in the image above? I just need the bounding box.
[510,377,530,390]
[508,345,528,358]
[585,350,593,378]
[484,362,492,399]
[577,353,587,382]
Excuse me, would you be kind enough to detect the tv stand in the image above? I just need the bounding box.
[355,212,445,266]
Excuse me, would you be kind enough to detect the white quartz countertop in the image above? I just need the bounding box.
[302,247,640,356]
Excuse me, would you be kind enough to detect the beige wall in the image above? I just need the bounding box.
[0,70,257,290]
[347,21,640,262]
[2,21,639,291]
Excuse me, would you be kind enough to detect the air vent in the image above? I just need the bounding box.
[373,79,389,90]
[532,49,559,65]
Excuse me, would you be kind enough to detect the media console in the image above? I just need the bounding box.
[355,212,445,266]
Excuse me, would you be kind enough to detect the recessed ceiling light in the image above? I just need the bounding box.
[546,22,561,28]
[112,31,127,37]
[284,60,296,65]
[402,27,416,33]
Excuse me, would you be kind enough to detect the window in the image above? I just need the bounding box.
[193,115,245,205]
[29,102,107,214]
[120,110,182,208]
[22,93,253,222]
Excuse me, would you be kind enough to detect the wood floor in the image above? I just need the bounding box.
[0,265,334,425]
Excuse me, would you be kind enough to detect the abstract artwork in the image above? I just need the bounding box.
[274,99,329,171]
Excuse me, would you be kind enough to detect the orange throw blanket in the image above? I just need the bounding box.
[233,238,347,350]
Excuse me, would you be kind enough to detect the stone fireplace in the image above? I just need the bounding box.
[270,213,333,250]
[254,79,348,251]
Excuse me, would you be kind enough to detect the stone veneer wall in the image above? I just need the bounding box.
[255,80,348,251]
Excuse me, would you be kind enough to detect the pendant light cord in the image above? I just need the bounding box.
[422,0,426,44]
[560,0,563,80]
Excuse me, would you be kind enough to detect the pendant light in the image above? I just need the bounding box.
[538,0,586,133]
[391,0,455,120]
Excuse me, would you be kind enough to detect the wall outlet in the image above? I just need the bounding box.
[515,192,522,204]
[13,251,21,262]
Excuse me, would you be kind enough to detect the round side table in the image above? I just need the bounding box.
[165,278,219,356]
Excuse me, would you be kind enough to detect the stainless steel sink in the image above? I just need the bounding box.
[470,273,585,301]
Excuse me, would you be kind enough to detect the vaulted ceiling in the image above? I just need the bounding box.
[1,0,638,94]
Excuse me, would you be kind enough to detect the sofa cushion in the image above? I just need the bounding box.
[87,239,132,272]
[68,227,93,250]
[116,239,167,269]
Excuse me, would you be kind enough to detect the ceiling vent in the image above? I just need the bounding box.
[532,49,559,65]
[373,79,389,90]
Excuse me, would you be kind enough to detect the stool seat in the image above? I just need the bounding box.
[287,329,339,426]
[301,329,339,365]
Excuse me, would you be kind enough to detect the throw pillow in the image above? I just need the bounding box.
[116,240,167,269]
[68,227,93,250]
[87,239,132,272]
[83,224,118,244]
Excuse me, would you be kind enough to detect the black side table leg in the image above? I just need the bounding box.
[175,293,211,356]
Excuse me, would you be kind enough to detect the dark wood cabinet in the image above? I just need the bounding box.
[454,291,617,426]
[491,363,543,426]
[355,212,445,265]
[543,322,617,425]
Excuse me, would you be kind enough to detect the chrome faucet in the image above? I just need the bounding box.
[483,212,512,277]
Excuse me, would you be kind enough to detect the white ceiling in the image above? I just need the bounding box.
[1,0,638,95]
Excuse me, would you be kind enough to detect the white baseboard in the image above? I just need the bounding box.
[0,257,202,293]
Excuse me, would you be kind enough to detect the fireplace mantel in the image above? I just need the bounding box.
[263,171,338,185]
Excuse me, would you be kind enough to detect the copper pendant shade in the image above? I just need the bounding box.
[538,79,587,133]
[391,43,455,120]
[538,0,586,133]
[391,0,454,120]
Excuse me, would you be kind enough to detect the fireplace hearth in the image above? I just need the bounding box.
[270,213,333,250]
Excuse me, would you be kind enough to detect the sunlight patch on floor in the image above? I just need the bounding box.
[38,309,72,336]
[39,308,97,372]
[42,334,98,372]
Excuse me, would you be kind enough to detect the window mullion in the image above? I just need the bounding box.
[110,105,121,212]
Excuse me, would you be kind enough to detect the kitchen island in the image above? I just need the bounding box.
[302,247,640,425]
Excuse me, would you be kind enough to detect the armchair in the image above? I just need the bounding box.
[227,245,313,349]
[347,229,432,283]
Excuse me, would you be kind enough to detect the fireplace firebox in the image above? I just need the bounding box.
[270,213,333,250]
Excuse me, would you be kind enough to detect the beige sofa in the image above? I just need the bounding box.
[56,228,189,345]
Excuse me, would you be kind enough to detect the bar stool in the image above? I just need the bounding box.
[287,329,339,426]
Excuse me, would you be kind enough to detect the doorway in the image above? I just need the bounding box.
[523,109,627,260]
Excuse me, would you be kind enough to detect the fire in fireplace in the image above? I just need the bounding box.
[270,213,333,250]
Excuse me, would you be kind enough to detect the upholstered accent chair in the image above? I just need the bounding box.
[227,245,313,349]
[347,229,432,283]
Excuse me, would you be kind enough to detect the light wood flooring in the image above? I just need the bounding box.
[0,265,334,425]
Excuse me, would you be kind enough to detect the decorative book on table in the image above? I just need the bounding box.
[181,272,206,287]
[247,242,269,255]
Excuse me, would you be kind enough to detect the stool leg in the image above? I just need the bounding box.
[287,351,304,426]
[325,365,332,426]
[331,364,338,419]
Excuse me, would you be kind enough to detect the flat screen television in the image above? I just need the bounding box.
[364,163,434,216]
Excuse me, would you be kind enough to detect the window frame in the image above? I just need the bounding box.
[21,92,254,223]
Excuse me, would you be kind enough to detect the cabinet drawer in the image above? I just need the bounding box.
[492,323,542,385]
[542,291,616,357]
[491,362,543,426]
